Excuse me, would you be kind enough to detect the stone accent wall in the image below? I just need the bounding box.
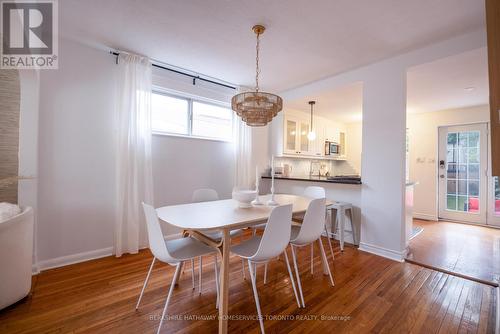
[0,69,20,203]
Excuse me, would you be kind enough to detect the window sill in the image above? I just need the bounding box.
[152,131,233,143]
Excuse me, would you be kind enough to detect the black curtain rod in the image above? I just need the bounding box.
[110,51,236,90]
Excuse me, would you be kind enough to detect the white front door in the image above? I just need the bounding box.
[438,123,488,224]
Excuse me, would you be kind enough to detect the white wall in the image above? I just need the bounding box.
[279,30,486,261]
[407,105,489,220]
[345,121,362,174]
[37,38,117,264]
[29,37,270,268]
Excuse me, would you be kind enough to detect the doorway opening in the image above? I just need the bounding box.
[404,47,500,286]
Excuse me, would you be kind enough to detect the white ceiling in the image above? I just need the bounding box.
[285,82,363,123]
[285,47,488,123]
[407,47,489,114]
[60,0,485,92]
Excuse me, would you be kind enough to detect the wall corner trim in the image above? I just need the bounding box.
[359,242,405,262]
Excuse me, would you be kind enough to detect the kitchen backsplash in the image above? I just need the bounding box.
[271,157,359,177]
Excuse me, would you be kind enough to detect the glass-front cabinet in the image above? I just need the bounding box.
[283,115,311,155]
[276,110,347,159]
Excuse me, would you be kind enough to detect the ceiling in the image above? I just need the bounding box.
[60,0,485,92]
[285,82,363,123]
[407,47,489,114]
[285,47,488,123]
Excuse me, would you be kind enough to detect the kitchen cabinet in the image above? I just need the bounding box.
[283,114,312,155]
[270,110,348,160]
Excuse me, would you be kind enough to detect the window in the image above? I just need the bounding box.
[152,93,189,135]
[192,101,233,140]
[151,91,233,141]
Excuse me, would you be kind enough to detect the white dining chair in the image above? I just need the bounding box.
[191,188,246,281]
[292,186,334,274]
[290,197,335,308]
[231,204,301,334]
[137,203,221,334]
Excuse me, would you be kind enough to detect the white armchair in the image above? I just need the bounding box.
[0,206,33,310]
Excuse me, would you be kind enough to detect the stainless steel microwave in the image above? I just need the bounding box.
[325,141,340,155]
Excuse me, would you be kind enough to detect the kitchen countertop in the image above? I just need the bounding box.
[261,175,362,185]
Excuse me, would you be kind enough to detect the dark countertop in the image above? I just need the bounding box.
[261,175,362,185]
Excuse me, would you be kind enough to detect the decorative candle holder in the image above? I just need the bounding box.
[252,165,263,206]
[267,155,278,206]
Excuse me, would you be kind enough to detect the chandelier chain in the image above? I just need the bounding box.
[255,32,260,92]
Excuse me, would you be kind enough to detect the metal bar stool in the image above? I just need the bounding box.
[329,202,357,251]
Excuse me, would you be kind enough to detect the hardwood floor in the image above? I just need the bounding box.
[407,219,500,286]
[0,235,497,333]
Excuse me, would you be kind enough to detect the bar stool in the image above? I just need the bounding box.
[329,202,357,251]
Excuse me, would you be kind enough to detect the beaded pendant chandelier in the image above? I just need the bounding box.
[231,25,283,126]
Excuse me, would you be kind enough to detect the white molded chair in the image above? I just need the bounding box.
[290,198,335,308]
[192,188,245,281]
[192,188,219,203]
[292,186,335,274]
[137,203,220,334]
[231,204,300,334]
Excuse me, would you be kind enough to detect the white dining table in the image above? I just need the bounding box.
[156,194,332,334]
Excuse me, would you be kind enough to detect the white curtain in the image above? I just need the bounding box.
[233,116,253,189]
[115,53,154,257]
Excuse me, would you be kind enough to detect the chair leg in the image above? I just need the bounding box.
[157,263,182,334]
[191,258,195,290]
[347,208,357,245]
[339,210,345,251]
[214,254,220,309]
[325,224,335,261]
[283,250,301,308]
[291,245,305,308]
[318,239,335,286]
[310,243,314,275]
[198,256,203,294]
[263,263,268,285]
[248,260,265,334]
[242,258,246,280]
[136,257,156,310]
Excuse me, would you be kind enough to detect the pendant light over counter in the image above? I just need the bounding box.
[307,101,316,141]
[231,25,283,127]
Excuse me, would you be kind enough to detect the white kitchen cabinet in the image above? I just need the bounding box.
[283,113,312,156]
[270,109,348,160]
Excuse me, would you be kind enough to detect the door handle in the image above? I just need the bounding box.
[439,175,445,179]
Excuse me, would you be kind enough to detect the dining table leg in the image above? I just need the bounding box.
[218,228,230,334]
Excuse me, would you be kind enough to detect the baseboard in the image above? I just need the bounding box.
[34,233,183,273]
[36,247,114,272]
[358,242,405,262]
[413,213,438,221]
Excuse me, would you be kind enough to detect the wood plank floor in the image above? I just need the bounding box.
[0,235,497,333]
[407,219,500,286]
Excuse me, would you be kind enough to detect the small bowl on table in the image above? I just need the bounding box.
[232,189,257,208]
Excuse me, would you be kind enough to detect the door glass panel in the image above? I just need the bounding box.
[447,195,457,210]
[286,120,297,151]
[300,123,309,152]
[445,130,480,213]
[447,163,457,178]
[447,149,458,163]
